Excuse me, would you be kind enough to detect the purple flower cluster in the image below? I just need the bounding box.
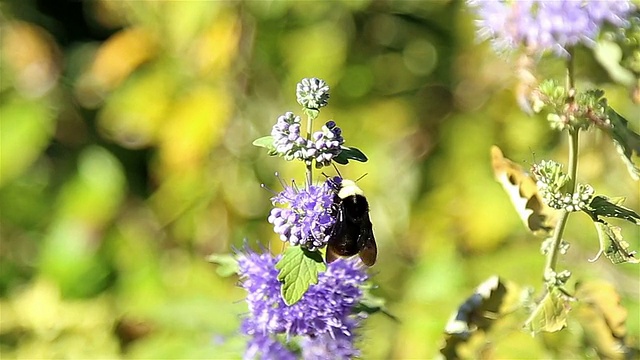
[307,121,344,168]
[238,248,367,360]
[467,0,636,56]
[267,179,336,251]
[296,77,330,109]
[271,116,345,169]
[272,112,306,161]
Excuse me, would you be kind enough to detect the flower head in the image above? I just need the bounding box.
[300,331,360,360]
[532,160,595,212]
[467,0,636,56]
[271,112,307,161]
[296,78,330,109]
[244,334,296,360]
[237,248,367,359]
[267,178,337,251]
[307,121,345,168]
[271,114,345,168]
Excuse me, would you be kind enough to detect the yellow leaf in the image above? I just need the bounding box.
[490,146,557,236]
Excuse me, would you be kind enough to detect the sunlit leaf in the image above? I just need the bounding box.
[275,246,326,305]
[574,281,632,359]
[594,40,635,87]
[86,27,158,92]
[97,65,175,149]
[605,108,640,180]
[158,85,232,170]
[39,147,126,297]
[252,135,278,156]
[440,276,508,359]
[524,287,572,334]
[0,96,55,187]
[206,253,239,277]
[490,146,557,237]
[591,220,639,265]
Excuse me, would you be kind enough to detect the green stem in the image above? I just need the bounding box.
[544,129,579,274]
[566,48,575,90]
[544,50,579,276]
[305,112,314,187]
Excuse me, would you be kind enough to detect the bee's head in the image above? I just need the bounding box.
[325,175,343,192]
[337,179,364,199]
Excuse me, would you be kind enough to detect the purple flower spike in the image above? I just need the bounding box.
[268,178,337,251]
[467,0,636,57]
[300,330,360,360]
[238,248,367,359]
[272,112,307,161]
[244,334,296,360]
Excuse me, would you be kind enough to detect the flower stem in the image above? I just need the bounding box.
[566,48,575,90]
[305,113,314,187]
[544,51,579,276]
[544,129,579,274]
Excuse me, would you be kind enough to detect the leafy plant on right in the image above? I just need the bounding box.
[441,2,640,358]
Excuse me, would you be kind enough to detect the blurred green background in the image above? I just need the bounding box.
[1,1,638,358]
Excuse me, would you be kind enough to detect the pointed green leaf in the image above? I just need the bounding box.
[583,195,640,225]
[206,253,239,277]
[333,146,369,166]
[333,151,349,165]
[275,246,326,305]
[524,287,572,334]
[605,108,640,180]
[592,220,639,265]
[252,135,278,156]
[341,146,368,162]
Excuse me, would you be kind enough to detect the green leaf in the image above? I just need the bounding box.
[206,253,239,277]
[303,108,319,120]
[583,196,640,225]
[524,287,572,334]
[594,40,635,87]
[275,246,326,305]
[333,151,349,165]
[252,135,278,156]
[341,146,368,162]
[333,146,368,166]
[592,220,639,265]
[605,108,640,180]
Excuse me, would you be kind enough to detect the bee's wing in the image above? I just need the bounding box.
[326,203,346,263]
[326,244,341,263]
[357,218,377,266]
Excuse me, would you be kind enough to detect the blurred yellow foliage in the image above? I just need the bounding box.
[0,1,638,358]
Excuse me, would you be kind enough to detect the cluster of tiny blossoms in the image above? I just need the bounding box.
[272,115,344,168]
[237,78,372,359]
[531,81,610,132]
[467,0,636,57]
[296,77,330,110]
[532,160,595,212]
[238,248,366,359]
[267,178,336,251]
[267,78,346,250]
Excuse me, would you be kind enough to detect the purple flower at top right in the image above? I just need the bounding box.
[467,0,637,57]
